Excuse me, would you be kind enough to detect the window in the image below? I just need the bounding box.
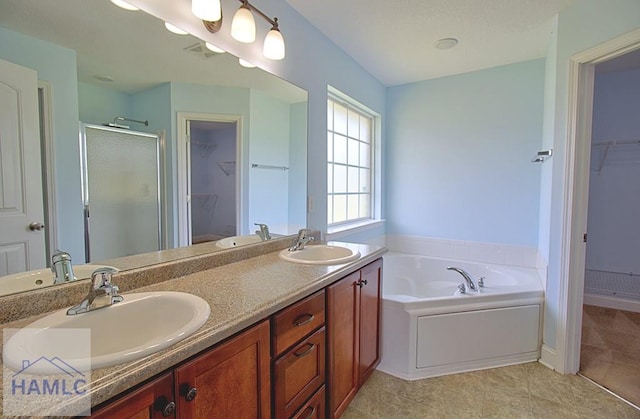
[327,94,375,226]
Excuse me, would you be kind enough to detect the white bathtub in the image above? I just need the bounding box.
[378,253,544,380]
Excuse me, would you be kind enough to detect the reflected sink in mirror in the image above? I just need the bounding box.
[215,235,263,249]
[0,264,118,297]
[279,245,361,265]
[2,291,210,373]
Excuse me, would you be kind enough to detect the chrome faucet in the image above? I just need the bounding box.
[288,228,315,251]
[51,250,76,284]
[447,267,478,292]
[254,223,271,241]
[67,267,123,315]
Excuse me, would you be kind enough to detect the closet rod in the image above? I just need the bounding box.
[251,163,289,170]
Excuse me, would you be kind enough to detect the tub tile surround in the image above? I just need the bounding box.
[386,234,547,289]
[0,237,386,417]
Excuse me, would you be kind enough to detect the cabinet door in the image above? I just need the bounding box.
[358,259,382,386]
[90,372,175,419]
[326,271,360,419]
[174,320,271,419]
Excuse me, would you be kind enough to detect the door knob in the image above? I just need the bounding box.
[28,222,45,231]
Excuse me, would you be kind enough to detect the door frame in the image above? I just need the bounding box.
[38,80,57,262]
[557,28,640,374]
[177,112,243,247]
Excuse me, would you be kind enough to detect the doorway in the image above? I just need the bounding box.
[579,50,640,407]
[177,113,242,247]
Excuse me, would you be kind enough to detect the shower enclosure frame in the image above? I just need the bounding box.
[79,123,162,262]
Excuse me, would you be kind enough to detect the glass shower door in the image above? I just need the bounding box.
[81,124,161,262]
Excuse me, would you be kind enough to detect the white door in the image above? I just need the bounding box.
[0,58,46,275]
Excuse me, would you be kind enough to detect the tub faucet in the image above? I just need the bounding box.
[254,223,271,241]
[67,267,123,315]
[289,228,314,251]
[447,267,478,292]
[51,249,76,284]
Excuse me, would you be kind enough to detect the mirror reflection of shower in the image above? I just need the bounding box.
[81,124,162,262]
[188,120,238,244]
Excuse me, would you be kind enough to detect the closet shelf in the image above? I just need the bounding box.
[591,139,640,174]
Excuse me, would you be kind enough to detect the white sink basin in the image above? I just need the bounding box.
[215,234,263,248]
[0,264,118,296]
[279,244,361,265]
[3,291,210,373]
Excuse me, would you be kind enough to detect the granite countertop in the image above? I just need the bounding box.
[0,241,387,418]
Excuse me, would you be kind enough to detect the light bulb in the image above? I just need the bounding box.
[263,28,285,60]
[192,0,221,22]
[164,22,188,35]
[110,0,139,11]
[238,58,255,68]
[205,42,225,53]
[231,5,256,43]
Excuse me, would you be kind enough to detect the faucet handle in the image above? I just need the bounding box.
[91,267,118,289]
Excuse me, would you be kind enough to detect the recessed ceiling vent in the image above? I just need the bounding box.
[184,42,219,59]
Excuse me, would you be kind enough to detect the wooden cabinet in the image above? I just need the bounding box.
[174,319,271,419]
[90,257,382,419]
[90,320,270,419]
[327,259,382,418]
[90,372,175,419]
[272,290,326,419]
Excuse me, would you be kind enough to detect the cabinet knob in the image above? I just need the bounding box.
[161,401,176,417]
[185,387,198,402]
[357,279,368,288]
[154,397,176,417]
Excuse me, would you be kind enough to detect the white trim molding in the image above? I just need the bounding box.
[539,345,557,371]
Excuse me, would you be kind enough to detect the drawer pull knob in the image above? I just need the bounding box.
[185,387,198,402]
[294,343,315,357]
[293,313,315,326]
[161,401,176,417]
[301,405,316,419]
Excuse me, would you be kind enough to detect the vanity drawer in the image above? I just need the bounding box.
[273,327,325,419]
[290,385,325,419]
[273,289,325,356]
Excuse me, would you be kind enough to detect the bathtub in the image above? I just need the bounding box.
[378,253,544,380]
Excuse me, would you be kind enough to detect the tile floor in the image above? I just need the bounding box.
[581,304,640,407]
[342,362,640,418]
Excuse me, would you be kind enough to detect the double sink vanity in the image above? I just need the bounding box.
[0,235,386,418]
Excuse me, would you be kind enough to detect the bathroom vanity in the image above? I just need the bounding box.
[0,239,385,418]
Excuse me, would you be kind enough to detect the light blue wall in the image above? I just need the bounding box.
[386,59,545,246]
[0,26,84,262]
[249,90,290,234]
[543,0,640,351]
[78,82,132,126]
[289,102,308,233]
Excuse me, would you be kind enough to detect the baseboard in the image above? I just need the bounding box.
[539,345,556,370]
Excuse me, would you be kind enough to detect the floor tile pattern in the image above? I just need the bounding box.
[581,304,640,407]
[343,362,639,418]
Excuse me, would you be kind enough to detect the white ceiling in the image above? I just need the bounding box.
[286,0,576,86]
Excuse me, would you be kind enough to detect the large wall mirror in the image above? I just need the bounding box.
[0,0,308,296]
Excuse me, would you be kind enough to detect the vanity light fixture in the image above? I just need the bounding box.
[192,0,222,22]
[205,42,226,53]
[110,0,139,11]
[164,22,189,35]
[238,58,256,68]
[197,0,285,60]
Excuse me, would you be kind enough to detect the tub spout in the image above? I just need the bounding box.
[447,267,478,292]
